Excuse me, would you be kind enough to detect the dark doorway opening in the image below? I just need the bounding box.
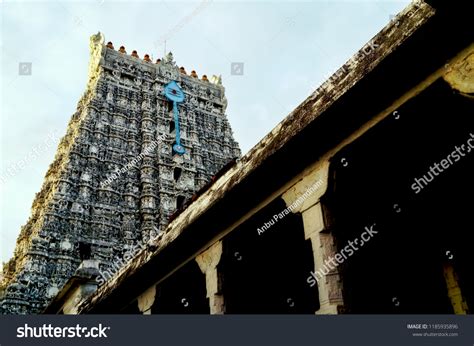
[176,195,186,210]
[152,261,209,314]
[222,198,318,313]
[173,167,182,182]
[331,79,474,313]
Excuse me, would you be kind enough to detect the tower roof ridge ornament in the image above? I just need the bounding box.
[100,36,223,86]
[163,52,176,66]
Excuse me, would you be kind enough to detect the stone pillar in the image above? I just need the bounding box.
[196,241,225,314]
[137,284,156,315]
[282,161,344,314]
[302,203,344,314]
[443,263,468,314]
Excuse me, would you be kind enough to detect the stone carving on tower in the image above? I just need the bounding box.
[0,32,240,314]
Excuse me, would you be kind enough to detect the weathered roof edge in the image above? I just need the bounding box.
[77,1,435,313]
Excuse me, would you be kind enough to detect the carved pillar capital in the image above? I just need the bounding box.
[196,241,225,314]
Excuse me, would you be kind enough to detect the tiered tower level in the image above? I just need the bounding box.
[0,33,240,314]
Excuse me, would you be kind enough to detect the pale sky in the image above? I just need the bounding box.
[0,0,410,263]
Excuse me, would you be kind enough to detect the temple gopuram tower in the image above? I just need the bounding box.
[0,33,240,314]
